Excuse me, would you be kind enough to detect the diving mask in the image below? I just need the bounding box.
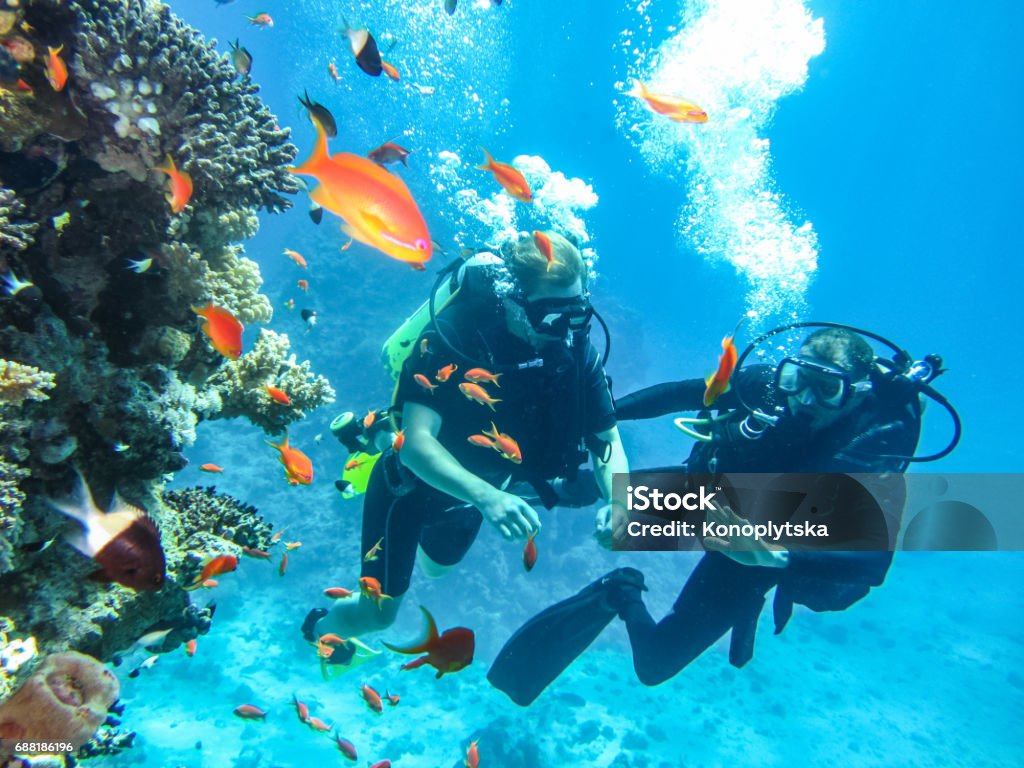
[775,357,871,409]
[513,295,593,338]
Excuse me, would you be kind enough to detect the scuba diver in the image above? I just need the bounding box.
[488,323,961,705]
[306,231,628,651]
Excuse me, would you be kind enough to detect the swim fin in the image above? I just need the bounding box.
[488,567,646,706]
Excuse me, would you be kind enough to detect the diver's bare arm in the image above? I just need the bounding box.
[592,425,630,548]
[591,425,629,500]
[400,402,539,540]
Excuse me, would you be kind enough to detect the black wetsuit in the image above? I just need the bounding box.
[613,366,921,685]
[359,297,616,597]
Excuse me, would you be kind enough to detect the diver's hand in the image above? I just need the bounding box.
[475,488,541,541]
[595,502,628,550]
[702,500,790,568]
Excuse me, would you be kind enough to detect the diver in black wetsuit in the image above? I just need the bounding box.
[489,324,960,704]
[311,232,627,645]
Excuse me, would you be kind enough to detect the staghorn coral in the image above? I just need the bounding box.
[0,651,118,749]
[0,187,38,253]
[205,329,336,433]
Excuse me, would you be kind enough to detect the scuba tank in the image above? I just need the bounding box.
[379,252,505,380]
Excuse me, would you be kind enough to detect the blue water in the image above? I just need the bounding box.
[105,1,1024,766]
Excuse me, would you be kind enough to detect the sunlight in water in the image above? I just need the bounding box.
[617,0,825,323]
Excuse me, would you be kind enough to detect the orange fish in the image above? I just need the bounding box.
[523,533,537,572]
[319,633,347,646]
[265,386,291,405]
[279,552,288,576]
[436,363,458,382]
[459,382,501,411]
[532,230,562,272]
[627,79,708,123]
[335,735,358,761]
[381,60,400,81]
[360,576,392,608]
[328,62,340,82]
[345,458,367,471]
[324,586,355,599]
[465,740,480,768]
[464,368,501,387]
[482,422,522,464]
[307,716,332,733]
[385,690,400,706]
[382,606,475,679]
[419,338,431,355]
[415,373,438,393]
[467,434,495,449]
[266,431,314,485]
[233,704,266,720]
[192,302,243,360]
[247,13,274,27]
[477,148,532,203]
[361,684,383,714]
[364,537,384,562]
[271,529,286,543]
[194,554,238,585]
[45,44,68,91]
[201,578,219,589]
[290,117,432,269]
[703,317,744,407]
[284,541,302,550]
[199,463,224,473]
[391,430,405,452]
[284,249,308,268]
[154,154,194,213]
[184,638,198,657]
[297,279,309,292]
[363,409,377,429]
[242,546,271,559]
[292,693,310,723]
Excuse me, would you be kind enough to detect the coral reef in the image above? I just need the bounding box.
[0,362,55,578]
[0,0,330,670]
[0,618,38,707]
[206,329,336,434]
[0,651,118,749]
[162,486,274,584]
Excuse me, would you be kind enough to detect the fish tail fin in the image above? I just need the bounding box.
[290,119,330,177]
[493,373,502,388]
[488,398,502,412]
[381,606,437,654]
[154,153,176,176]
[475,146,494,171]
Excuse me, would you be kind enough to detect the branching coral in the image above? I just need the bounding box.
[0,360,56,408]
[0,187,38,253]
[205,329,336,433]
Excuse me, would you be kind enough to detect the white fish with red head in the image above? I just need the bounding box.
[46,469,166,591]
